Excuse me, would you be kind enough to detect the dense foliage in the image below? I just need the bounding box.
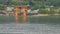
[0,0,60,14]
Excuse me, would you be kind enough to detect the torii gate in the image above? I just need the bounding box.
[14,6,27,23]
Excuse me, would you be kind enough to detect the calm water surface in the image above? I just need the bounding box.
[0,16,60,34]
[0,15,60,24]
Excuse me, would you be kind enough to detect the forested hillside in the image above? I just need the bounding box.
[0,0,60,14]
[0,0,60,8]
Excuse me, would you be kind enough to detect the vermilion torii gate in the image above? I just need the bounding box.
[14,6,27,23]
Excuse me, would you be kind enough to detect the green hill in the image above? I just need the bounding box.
[0,0,60,14]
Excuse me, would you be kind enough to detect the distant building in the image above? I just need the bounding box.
[45,8,50,11]
[6,6,13,11]
[0,10,6,14]
[27,9,39,15]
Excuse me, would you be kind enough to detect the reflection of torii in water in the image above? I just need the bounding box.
[13,0,27,23]
[13,0,29,23]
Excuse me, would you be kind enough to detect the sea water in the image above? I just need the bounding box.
[0,16,60,34]
[0,24,60,34]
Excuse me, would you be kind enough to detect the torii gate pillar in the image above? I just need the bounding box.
[14,6,27,23]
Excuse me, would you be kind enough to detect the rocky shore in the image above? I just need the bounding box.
[32,14,60,16]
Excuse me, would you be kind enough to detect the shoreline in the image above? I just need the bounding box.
[32,14,60,16]
[0,14,60,16]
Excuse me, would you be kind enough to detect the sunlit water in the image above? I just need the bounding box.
[0,15,60,34]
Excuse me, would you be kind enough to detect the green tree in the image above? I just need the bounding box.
[0,4,5,10]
